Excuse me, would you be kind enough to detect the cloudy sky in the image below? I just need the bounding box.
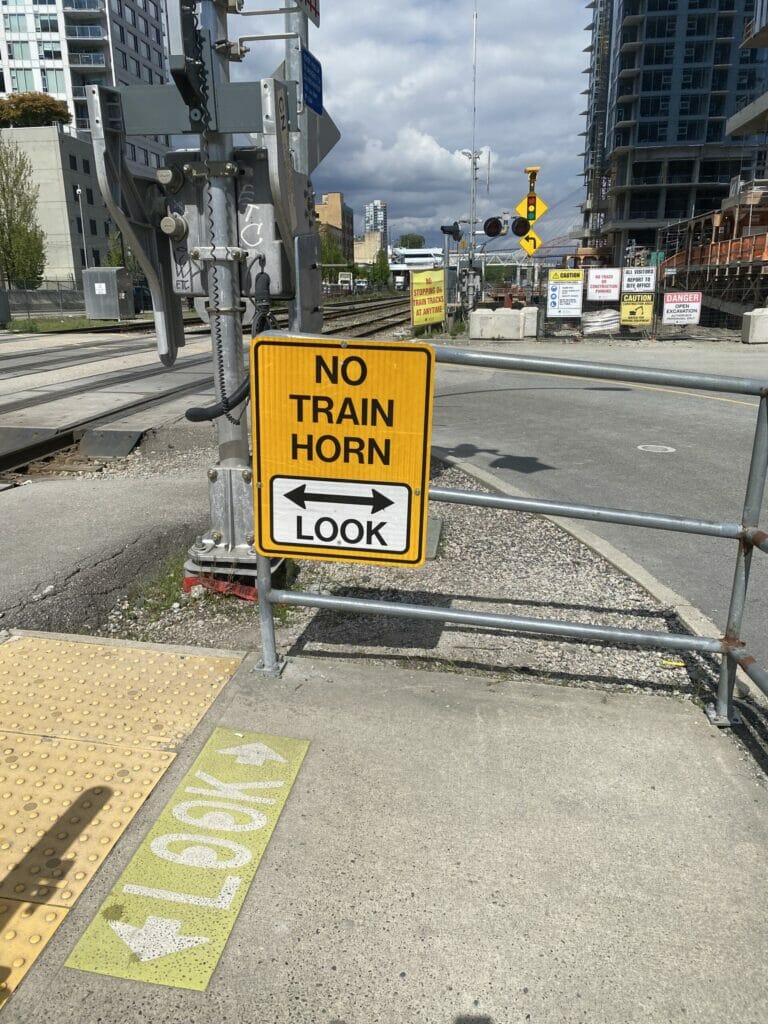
[245,1,588,246]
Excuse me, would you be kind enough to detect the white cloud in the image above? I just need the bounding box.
[239,1,588,245]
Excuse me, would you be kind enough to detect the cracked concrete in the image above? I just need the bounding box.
[0,467,209,632]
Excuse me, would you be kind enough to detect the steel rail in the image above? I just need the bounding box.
[432,345,768,397]
[270,588,724,655]
[428,486,768,553]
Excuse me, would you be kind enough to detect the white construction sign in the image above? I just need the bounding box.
[662,291,702,326]
[622,267,657,293]
[547,270,584,319]
[587,268,621,302]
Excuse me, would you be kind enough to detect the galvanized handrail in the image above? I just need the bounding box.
[256,347,768,726]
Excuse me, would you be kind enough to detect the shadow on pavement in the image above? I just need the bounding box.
[0,786,113,1006]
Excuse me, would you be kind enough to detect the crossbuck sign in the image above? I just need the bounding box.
[250,335,435,565]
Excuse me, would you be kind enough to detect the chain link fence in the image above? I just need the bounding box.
[6,279,85,318]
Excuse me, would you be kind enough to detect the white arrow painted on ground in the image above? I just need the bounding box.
[110,916,209,962]
[217,742,287,766]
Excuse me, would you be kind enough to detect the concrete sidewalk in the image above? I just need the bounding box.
[4,651,767,1024]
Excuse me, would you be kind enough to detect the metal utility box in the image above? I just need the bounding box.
[83,267,135,320]
[0,290,10,326]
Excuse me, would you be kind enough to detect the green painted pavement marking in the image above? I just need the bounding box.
[66,728,309,991]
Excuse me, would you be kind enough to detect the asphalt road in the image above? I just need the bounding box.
[432,338,768,666]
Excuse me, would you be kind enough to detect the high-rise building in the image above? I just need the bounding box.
[580,0,768,263]
[364,199,388,248]
[0,0,169,169]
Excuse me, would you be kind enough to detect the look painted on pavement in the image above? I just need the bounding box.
[66,728,308,990]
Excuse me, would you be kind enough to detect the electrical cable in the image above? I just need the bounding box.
[185,270,273,423]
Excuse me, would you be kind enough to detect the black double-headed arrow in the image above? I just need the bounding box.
[285,483,393,514]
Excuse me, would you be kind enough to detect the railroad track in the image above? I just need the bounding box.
[0,299,413,478]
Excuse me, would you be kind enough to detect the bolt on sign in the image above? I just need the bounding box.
[621,266,656,293]
[620,292,654,326]
[662,291,702,326]
[587,267,621,302]
[547,269,584,318]
[410,269,446,327]
[250,336,435,565]
[297,0,320,26]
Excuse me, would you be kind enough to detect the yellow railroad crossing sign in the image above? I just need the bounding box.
[515,194,549,223]
[250,335,435,566]
[518,229,542,257]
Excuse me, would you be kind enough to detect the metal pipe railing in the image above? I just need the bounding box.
[270,589,725,656]
[431,346,768,397]
[429,486,768,548]
[255,345,768,727]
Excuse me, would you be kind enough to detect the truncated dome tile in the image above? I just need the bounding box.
[0,899,69,1008]
[0,637,242,749]
[0,731,174,907]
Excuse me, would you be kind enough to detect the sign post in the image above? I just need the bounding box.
[251,335,435,566]
[514,167,548,261]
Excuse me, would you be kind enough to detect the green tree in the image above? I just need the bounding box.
[0,134,46,286]
[318,225,346,282]
[369,248,390,289]
[398,233,425,248]
[106,229,142,274]
[0,93,71,128]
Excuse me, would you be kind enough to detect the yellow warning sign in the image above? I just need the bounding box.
[518,229,542,257]
[410,269,446,326]
[620,291,654,326]
[66,728,308,992]
[250,336,435,565]
[515,194,549,221]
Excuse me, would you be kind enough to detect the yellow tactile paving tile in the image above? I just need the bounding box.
[0,732,174,907]
[0,634,244,1012]
[0,637,241,749]
[0,900,68,1009]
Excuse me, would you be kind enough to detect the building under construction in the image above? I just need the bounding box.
[578,0,768,273]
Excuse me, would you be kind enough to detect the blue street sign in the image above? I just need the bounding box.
[301,48,323,115]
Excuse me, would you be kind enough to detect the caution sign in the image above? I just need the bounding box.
[250,336,435,565]
[620,292,654,326]
[547,269,584,318]
[410,269,446,327]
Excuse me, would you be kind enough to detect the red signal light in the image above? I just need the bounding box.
[483,217,504,238]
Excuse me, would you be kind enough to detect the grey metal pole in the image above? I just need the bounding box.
[198,1,282,673]
[200,0,249,466]
[285,8,309,178]
[714,395,768,724]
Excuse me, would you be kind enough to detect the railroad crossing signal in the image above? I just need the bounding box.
[518,229,542,257]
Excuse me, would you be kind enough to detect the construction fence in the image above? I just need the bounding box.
[534,265,744,342]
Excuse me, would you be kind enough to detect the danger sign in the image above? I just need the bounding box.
[662,291,702,326]
[250,336,434,565]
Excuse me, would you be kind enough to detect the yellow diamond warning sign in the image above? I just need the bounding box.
[250,336,435,565]
[518,229,542,257]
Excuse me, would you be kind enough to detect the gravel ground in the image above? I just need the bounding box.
[91,437,712,700]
